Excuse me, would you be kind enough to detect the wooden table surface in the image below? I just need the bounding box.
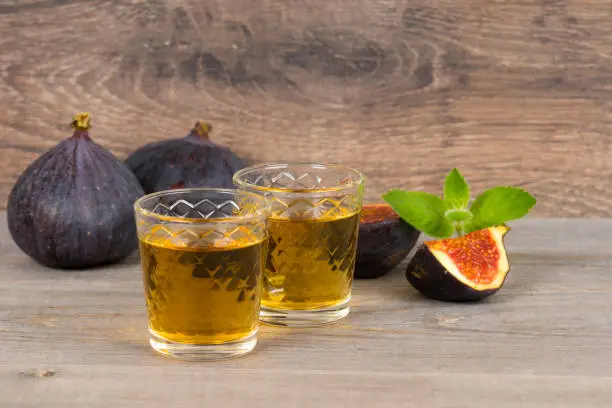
[2,214,612,407]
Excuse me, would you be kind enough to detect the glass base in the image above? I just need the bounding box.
[259,298,350,327]
[148,328,258,361]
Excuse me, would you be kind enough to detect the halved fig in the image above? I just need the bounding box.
[405,225,510,301]
[355,203,421,279]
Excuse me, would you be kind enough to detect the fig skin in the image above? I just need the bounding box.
[7,113,145,269]
[355,203,421,279]
[405,226,510,302]
[125,121,246,194]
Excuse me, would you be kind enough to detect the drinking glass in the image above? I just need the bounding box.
[233,163,365,326]
[134,188,269,360]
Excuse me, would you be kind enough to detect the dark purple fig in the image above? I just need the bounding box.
[7,113,145,269]
[125,121,246,194]
[355,203,421,279]
[405,225,510,302]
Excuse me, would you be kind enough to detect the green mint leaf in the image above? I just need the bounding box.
[443,168,470,210]
[444,209,473,222]
[464,187,537,233]
[382,190,454,238]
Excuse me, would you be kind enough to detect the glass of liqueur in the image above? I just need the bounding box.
[134,188,269,360]
[233,164,365,326]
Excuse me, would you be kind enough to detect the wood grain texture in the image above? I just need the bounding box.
[0,0,611,215]
[2,214,612,407]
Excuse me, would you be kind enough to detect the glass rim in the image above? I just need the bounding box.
[133,187,269,224]
[232,162,365,194]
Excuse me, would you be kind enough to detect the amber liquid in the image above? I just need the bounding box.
[139,236,266,344]
[263,211,360,310]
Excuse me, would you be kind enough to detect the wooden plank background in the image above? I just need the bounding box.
[0,0,610,216]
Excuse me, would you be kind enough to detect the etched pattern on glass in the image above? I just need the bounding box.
[267,195,360,219]
[243,167,362,219]
[141,240,261,301]
[151,199,240,219]
[262,211,360,309]
[250,168,355,190]
[138,196,266,248]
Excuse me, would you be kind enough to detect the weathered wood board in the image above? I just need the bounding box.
[1,215,612,407]
[1,1,612,215]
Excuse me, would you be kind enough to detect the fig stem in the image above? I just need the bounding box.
[71,112,91,130]
[191,121,212,139]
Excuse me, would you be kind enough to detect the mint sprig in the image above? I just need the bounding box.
[382,168,537,238]
[381,191,454,238]
[443,168,469,210]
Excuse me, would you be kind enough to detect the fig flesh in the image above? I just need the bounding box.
[405,225,510,301]
[7,113,145,269]
[355,203,421,279]
[125,121,246,194]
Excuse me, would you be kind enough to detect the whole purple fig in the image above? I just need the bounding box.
[125,121,246,194]
[7,113,145,269]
